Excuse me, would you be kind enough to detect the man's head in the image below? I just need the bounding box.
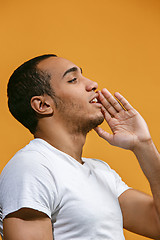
[7,54,57,134]
[7,55,104,135]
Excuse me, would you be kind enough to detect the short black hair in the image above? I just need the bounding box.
[7,54,57,134]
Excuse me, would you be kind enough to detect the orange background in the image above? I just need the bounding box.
[1,0,160,239]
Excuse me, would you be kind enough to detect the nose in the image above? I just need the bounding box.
[85,78,98,92]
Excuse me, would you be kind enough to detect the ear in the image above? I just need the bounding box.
[30,95,54,115]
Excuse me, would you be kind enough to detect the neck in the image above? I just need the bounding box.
[34,120,87,164]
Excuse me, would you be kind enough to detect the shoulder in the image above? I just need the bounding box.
[83,157,130,196]
[83,157,112,171]
[84,157,124,181]
[1,139,58,177]
[1,149,47,178]
[0,140,56,193]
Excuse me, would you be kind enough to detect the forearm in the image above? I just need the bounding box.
[133,139,160,216]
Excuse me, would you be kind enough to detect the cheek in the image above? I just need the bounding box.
[62,92,87,105]
[54,87,88,110]
[66,98,88,114]
[55,95,84,112]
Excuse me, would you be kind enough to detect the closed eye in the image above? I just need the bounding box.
[68,78,77,83]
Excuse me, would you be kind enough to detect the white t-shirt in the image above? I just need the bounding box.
[0,138,130,240]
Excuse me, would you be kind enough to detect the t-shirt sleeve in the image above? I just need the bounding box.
[110,168,131,198]
[0,150,58,220]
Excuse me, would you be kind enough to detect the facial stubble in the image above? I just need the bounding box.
[54,95,104,135]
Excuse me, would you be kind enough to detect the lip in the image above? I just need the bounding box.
[89,93,99,103]
[89,94,102,107]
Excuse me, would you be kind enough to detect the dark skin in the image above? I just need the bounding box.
[3,57,160,239]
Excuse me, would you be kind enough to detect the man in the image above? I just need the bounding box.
[0,54,160,240]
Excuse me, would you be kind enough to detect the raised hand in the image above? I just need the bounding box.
[94,89,151,150]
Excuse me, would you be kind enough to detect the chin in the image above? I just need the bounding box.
[92,114,104,128]
[83,114,104,134]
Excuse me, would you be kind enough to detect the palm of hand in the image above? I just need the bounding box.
[95,89,151,150]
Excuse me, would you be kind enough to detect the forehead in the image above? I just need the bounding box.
[37,57,77,78]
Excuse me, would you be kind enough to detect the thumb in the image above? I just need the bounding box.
[94,127,114,145]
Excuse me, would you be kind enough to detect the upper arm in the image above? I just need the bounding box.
[119,189,160,239]
[3,208,53,240]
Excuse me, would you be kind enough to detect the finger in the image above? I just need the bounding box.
[114,92,133,111]
[94,127,114,145]
[98,90,118,116]
[101,106,113,123]
[101,88,123,112]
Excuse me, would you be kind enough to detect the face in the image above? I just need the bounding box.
[38,57,104,134]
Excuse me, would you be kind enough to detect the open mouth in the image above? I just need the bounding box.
[90,97,98,103]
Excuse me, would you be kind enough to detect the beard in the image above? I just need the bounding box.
[53,95,104,135]
[80,114,104,134]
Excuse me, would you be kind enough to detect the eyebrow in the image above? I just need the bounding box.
[62,66,83,78]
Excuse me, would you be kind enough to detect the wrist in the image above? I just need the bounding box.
[132,138,154,155]
[132,138,160,184]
